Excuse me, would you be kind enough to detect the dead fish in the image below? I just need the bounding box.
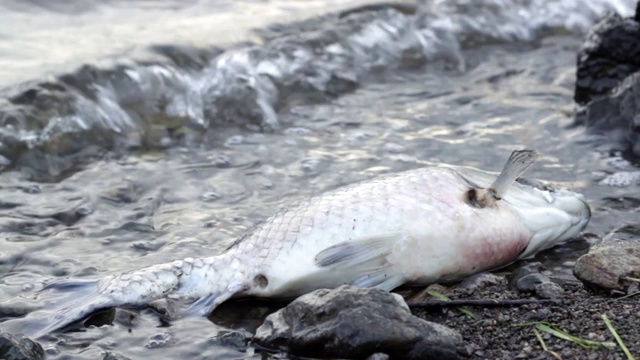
[3,150,590,337]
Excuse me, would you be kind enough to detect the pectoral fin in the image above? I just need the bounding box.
[314,232,402,268]
[314,232,406,291]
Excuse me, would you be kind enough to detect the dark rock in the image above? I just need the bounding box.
[254,285,463,360]
[574,239,640,291]
[516,273,550,293]
[576,73,640,157]
[508,262,563,298]
[114,309,139,328]
[574,8,640,157]
[0,331,44,360]
[208,331,247,350]
[508,262,546,291]
[574,10,640,105]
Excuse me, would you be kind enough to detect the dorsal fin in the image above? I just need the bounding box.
[467,150,541,208]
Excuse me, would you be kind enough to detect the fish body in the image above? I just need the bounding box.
[3,151,591,337]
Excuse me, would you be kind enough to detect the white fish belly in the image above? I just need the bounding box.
[233,167,532,298]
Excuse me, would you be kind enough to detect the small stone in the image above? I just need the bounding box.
[535,282,565,300]
[516,273,550,293]
[508,262,544,291]
[524,308,549,321]
[574,239,640,290]
[455,273,506,294]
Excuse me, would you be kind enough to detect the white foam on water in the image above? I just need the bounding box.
[0,0,635,164]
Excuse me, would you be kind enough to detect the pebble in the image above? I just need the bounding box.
[534,282,565,300]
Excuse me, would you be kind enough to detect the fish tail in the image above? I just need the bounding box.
[1,280,111,338]
[3,255,243,338]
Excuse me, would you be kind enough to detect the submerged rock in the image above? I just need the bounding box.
[254,285,463,360]
[0,332,44,360]
[574,239,640,291]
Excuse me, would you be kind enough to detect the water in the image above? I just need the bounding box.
[1,0,639,358]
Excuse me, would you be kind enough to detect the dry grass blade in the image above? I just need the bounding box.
[602,314,635,360]
[535,323,616,350]
[511,322,616,350]
[534,328,563,360]
[612,291,640,302]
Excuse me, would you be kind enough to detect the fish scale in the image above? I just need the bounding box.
[4,151,591,338]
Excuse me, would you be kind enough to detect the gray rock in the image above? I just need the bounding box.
[534,282,565,300]
[0,332,44,360]
[254,285,463,360]
[574,239,640,291]
[455,273,506,294]
[508,262,548,292]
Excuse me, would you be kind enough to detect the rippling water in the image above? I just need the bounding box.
[1,0,639,359]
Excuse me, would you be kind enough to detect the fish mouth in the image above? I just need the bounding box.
[502,185,592,259]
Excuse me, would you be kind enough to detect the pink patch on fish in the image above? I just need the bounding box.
[460,232,530,273]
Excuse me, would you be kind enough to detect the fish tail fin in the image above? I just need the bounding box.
[2,280,111,339]
[3,256,241,338]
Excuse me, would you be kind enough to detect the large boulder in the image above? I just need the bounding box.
[574,239,640,291]
[254,285,463,360]
[574,5,640,105]
[576,72,640,157]
[574,4,640,156]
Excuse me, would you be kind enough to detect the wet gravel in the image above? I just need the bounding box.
[410,280,640,359]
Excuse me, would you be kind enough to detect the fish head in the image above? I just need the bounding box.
[453,166,591,259]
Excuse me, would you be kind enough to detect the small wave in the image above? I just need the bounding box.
[0,0,634,177]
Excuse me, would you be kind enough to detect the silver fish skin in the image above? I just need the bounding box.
[4,151,591,337]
